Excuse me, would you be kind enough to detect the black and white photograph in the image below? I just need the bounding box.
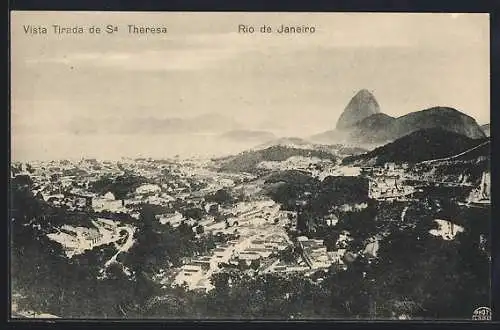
[10,11,491,320]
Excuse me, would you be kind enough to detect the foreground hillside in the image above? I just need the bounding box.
[11,154,490,319]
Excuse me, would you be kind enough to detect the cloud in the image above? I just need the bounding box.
[23,28,419,72]
[24,33,263,71]
[26,49,233,71]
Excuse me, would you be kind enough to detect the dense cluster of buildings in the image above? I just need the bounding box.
[367,175,416,201]
[46,218,133,258]
[257,156,334,173]
[297,236,332,269]
[171,200,293,291]
[15,151,479,293]
[358,163,417,201]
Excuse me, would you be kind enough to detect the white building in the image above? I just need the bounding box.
[368,176,414,201]
[363,237,380,258]
[429,219,464,241]
[173,265,205,289]
[92,197,124,213]
[158,211,184,226]
[320,166,361,180]
[212,247,235,264]
[135,184,161,195]
[468,171,491,204]
[325,214,339,227]
[103,191,116,200]
[328,249,347,264]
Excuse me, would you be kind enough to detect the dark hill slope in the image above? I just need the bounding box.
[342,128,486,166]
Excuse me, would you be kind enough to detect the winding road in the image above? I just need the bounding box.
[401,206,409,222]
[104,226,136,268]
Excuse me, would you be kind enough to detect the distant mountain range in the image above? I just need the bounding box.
[311,90,485,146]
[68,113,242,135]
[342,128,488,166]
[219,130,276,143]
[125,113,243,135]
[258,137,312,148]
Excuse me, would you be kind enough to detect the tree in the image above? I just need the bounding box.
[183,207,204,221]
[25,163,35,173]
[196,225,204,235]
[178,221,195,240]
[277,246,299,263]
[207,189,233,205]
[250,259,261,270]
[12,174,33,188]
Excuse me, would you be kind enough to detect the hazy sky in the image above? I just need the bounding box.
[11,12,490,160]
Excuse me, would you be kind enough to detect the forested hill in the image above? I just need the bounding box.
[216,145,336,173]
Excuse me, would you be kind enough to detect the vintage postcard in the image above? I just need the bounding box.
[10,11,491,320]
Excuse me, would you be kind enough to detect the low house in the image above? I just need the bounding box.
[173,264,205,289]
[103,191,115,200]
[135,184,161,195]
[272,262,309,273]
[384,163,396,171]
[360,167,374,176]
[363,237,380,259]
[198,217,215,227]
[325,214,339,227]
[235,251,261,261]
[246,247,273,258]
[157,211,184,226]
[429,219,464,241]
[204,221,226,233]
[81,228,103,246]
[297,236,309,242]
[194,278,215,292]
[328,249,347,264]
[212,247,234,264]
[143,195,165,206]
[190,260,211,272]
[92,197,124,213]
